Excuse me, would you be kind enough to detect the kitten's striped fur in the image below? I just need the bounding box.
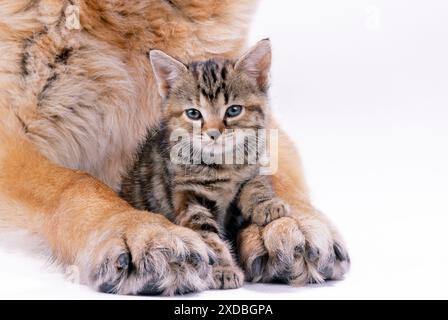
[120,40,289,289]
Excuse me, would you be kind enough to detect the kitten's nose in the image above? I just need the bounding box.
[206,129,221,141]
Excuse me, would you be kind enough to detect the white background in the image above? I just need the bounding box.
[0,0,447,299]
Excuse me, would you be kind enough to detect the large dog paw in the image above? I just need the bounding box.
[77,212,214,296]
[237,214,350,285]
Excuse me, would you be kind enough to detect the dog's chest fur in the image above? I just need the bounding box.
[0,0,256,191]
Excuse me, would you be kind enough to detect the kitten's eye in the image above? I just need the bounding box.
[225,105,243,118]
[185,108,202,120]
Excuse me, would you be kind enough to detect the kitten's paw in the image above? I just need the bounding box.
[177,204,220,234]
[211,265,244,290]
[252,198,290,226]
[238,214,350,285]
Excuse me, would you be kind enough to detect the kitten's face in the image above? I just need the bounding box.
[150,40,272,161]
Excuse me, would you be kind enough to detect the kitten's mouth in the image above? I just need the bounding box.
[172,131,263,165]
[200,142,234,156]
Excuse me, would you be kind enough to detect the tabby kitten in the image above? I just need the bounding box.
[120,40,289,290]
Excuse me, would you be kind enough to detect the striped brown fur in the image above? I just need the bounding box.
[121,41,289,289]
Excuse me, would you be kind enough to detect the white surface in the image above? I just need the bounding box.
[0,0,447,299]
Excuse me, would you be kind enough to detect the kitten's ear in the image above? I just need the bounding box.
[234,39,272,92]
[149,50,187,98]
